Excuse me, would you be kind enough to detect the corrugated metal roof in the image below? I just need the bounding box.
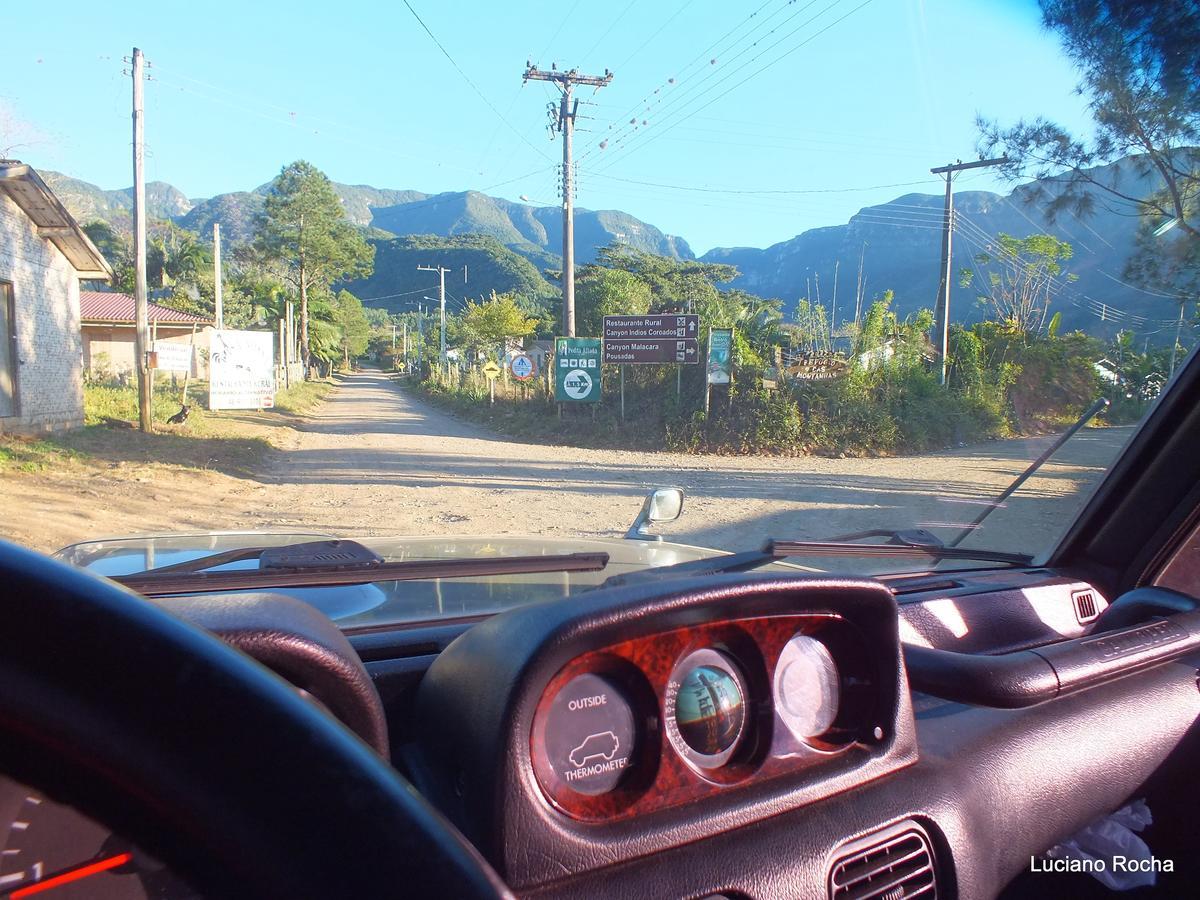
[0,161,113,280]
[80,291,213,324]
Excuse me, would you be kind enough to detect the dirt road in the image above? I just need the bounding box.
[0,372,1131,558]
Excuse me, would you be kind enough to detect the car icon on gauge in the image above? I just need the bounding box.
[568,731,620,767]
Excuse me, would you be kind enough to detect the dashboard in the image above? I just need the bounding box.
[410,574,921,890]
[5,564,1200,899]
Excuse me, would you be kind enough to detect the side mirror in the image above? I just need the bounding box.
[625,487,685,542]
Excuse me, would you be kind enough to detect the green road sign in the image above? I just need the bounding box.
[554,337,602,403]
[707,328,733,385]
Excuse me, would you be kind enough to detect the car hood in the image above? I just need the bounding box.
[54,531,724,576]
[53,532,744,628]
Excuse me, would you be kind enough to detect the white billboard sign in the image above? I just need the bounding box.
[209,329,276,410]
[153,340,194,373]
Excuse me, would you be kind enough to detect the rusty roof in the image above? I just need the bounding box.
[80,291,213,325]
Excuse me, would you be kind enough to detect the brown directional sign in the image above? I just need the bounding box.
[603,315,701,364]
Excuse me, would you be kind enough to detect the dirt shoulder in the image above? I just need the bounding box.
[0,379,335,552]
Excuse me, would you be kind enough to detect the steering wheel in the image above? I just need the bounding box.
[0,540,510,899]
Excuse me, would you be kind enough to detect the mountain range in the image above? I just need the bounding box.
[700,156,1182,335]
[40,156,1185,336]
[41,171,691,266]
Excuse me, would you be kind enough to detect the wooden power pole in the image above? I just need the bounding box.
[930,156,1007,385]
[213,222,223,329]
[523,63,613,337]
[130,47,152,431]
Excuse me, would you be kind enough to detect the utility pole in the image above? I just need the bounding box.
[213,222,223,329]
[831,260,839,344]
[930,156,1007,385]
[285,300,294,370]
[523,63,613,336]
[130,47,151,432]
[854,241,867,327]
[417,265,450,363]
[416,305,424,370]
[1169,300,1188,379]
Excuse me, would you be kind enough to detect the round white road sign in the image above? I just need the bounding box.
[511,353,535,381]
[563,369,593,400]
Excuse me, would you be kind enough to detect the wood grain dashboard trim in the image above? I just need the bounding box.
[530,613,880,821]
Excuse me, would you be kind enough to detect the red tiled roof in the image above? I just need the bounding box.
[79,291,213,325]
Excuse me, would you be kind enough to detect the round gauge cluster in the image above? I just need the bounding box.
[534,624,850,811]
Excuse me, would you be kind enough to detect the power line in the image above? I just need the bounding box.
[151,73,501,180]
[952,216,1191,331]
[401,0,551,162]
[596,0,876,173]
[851,217,944,231]
[613,0,693,70]
[1096,269,1191,301]
[536,0,584,63]
[578,0,792,165]
[580,0,639,64]
[357,286,439,303]
[589,172,943,196]
[603,0,874,171]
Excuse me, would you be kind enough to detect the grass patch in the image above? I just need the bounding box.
[410,375,673,452]
[1,377,338,479]
[55,426,271,477]
[0,437,83,473]
[82,375,336,426]
[271,378,337,415]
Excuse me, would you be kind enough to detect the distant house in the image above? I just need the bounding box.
[79,292,212,379]
[0,160,112,434]
[528,339,554,373]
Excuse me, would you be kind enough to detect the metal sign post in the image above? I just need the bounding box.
[483,360,501,405]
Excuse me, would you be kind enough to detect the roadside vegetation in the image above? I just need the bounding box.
[0,377,335,476]
[408,242,1174,457]
[406,0,1198,458]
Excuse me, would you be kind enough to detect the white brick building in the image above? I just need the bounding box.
[0,161,112,434]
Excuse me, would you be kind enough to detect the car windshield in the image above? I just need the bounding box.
[1,0,1195,625]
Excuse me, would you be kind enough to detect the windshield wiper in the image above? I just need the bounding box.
[767,532,1032,565]
[600,530,1031,590]
[112,539,610,596]
[945,396,1110,547]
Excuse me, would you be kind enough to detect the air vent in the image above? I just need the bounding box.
[829,821,937,900]
[1073,588,1099,624]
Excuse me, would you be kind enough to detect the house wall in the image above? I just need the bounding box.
[0,192,84,434]
[82,324,209,378]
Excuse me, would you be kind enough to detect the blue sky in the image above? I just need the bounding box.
[0,0,1093,254]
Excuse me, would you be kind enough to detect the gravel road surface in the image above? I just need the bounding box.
[1,371,1132,559]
